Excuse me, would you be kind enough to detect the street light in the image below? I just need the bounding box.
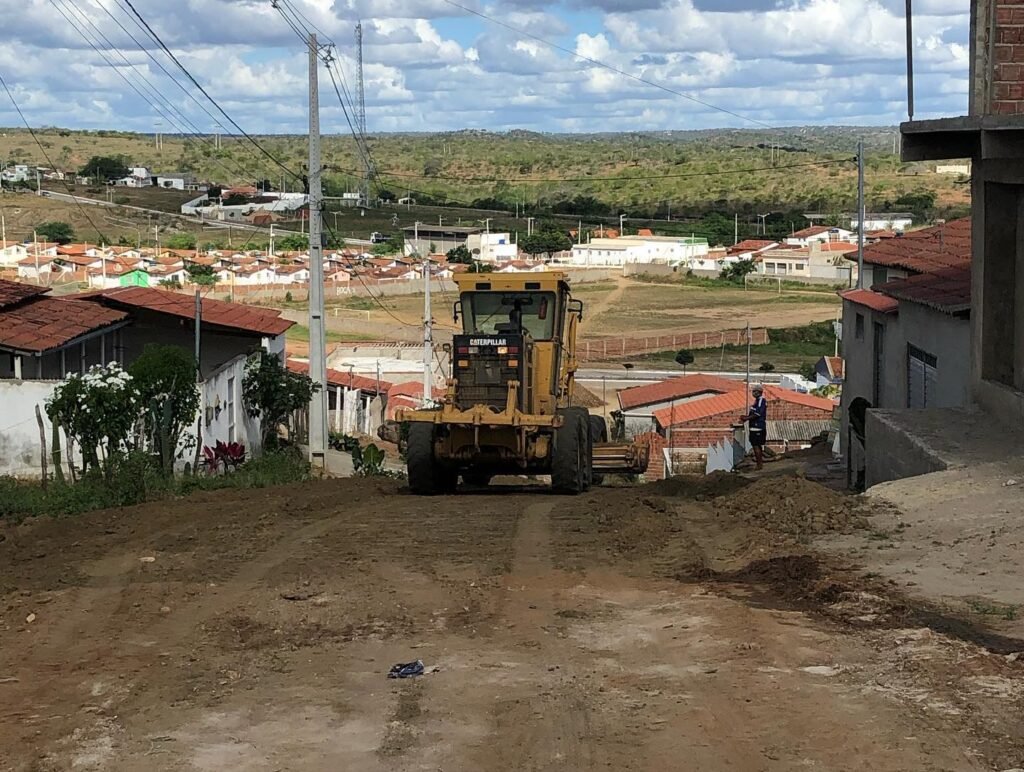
[526,217,535,236]
[619,214,628,235]
[757,212,772,235]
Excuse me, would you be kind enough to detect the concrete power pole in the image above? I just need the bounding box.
[857,139,865,289]
[307,33,328,468]
[417,222,433,407]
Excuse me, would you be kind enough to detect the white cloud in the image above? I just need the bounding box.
[0,0,971,137]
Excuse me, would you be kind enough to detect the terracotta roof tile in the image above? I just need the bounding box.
[839,288,899,314]
[78,287,293,337]
[856,217,971,273]
[652,386,835,428]
[0,279,50,308]
[876,265,971,315]
[617,374,744,411]
[0,296,128,353]
[286,359,391,393]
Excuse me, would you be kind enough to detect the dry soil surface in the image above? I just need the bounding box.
[2,475,1023,771]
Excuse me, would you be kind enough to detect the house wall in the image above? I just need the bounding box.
[0,380,82,477]
[971,158,1024,420]
[621,392,724,439]
[115,308,277,379]
[191,354,262,459]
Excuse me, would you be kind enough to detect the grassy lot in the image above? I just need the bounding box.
[631,321,838,374]
[285,323,374,344]
[587,283,841,334]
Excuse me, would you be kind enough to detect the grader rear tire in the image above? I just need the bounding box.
[588,414,608,486]
[552,409,589,494]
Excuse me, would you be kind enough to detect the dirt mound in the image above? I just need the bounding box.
[571,383,605,408]
[647,472,751,500]
[714,475,868,536]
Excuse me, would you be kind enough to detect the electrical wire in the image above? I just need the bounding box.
[117,0,304,184]
[54,0,259,187]
[0,71,111,243]
[440,0,777,130]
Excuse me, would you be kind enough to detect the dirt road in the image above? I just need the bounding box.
[2,476,1022,771]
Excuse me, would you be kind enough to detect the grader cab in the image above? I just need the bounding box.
[399,271,648,494]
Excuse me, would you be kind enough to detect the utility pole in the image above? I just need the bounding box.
[734,213,738,245]
[35,169,41,196]
[619,214,627,235]
[269,223,275,257]
[526,217,535,236]
[857,139,865,289]
[308,32,328,468]
[355,22,370,207]
[745,321,752,411]
[418,222,433,407]
[153,225,160,254]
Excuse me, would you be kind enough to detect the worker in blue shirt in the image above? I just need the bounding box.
[742,384,768,470]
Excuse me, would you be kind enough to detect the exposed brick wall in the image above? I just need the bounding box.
[993,0,1024,114]
[633,431,667,481]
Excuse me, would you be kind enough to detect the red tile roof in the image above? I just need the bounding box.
[876,265,971,315]
[839,288,899,314]
[791,225,833,238]
[617,373,744,411]
[817,242,858,253]
[388,380,445,400]
[856,217,971,274]
[0,280,49,308]
[77,287,294,336]
[286,359,391,393]
[823,356,844,380]
[652,385,835,428]
[0,296,128,353]
[731,239,777,252]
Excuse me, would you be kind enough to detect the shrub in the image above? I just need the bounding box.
[129,345,199,473]
[242,354,319,447]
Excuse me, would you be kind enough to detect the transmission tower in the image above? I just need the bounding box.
[355,21,370,206]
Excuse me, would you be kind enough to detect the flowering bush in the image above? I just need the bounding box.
[46,363,139,473]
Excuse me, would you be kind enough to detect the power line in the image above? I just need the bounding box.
[117,0,304,184]
[330,158,854,185]
[0,71,112,243]
[53,0,257,187]
[440,0,777,131]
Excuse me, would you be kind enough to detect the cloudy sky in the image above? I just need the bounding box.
[0,0,969,135]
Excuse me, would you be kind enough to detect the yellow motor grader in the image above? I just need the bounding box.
[398,271,648,494]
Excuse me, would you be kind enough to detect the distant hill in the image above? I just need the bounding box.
[0,126,968,224]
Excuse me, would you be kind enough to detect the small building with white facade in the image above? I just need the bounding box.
[849,212,914,233]
[467,232,518,263]
[567,235,710,267]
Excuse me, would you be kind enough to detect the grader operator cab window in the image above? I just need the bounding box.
[461,292,556,340]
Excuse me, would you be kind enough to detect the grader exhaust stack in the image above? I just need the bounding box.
[397,271,648,494]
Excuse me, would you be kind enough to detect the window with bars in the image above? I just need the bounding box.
[226,376,236,443]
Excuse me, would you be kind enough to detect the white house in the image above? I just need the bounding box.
[0,241,28,268]
[1,164,31,183]
[467,232,518,263]
[785,225,854,247]
[936,163,970,175]
[155,174,195,190]
[850,212,913,233]
[273,265,310,284]
[567,236,710,267]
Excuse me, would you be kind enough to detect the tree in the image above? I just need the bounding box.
[520,225,571,261]
[222,193,248,206]
[277,234,308,251]
[759,361,776,373]
[36,221,75,244]
[423,158,442,177]
[186,263,216,286]
[674,349,695,374]
[80,155,129,181]
[242,354,320,448]
[128,345,200,473]
[447,244,473,264]
[164,232,197,250]
[719,258,757,283]
[206,185,222,200]
[468,261,494,273]
[378,189,397,202]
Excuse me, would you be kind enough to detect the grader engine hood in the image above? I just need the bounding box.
[452,334,525,411]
